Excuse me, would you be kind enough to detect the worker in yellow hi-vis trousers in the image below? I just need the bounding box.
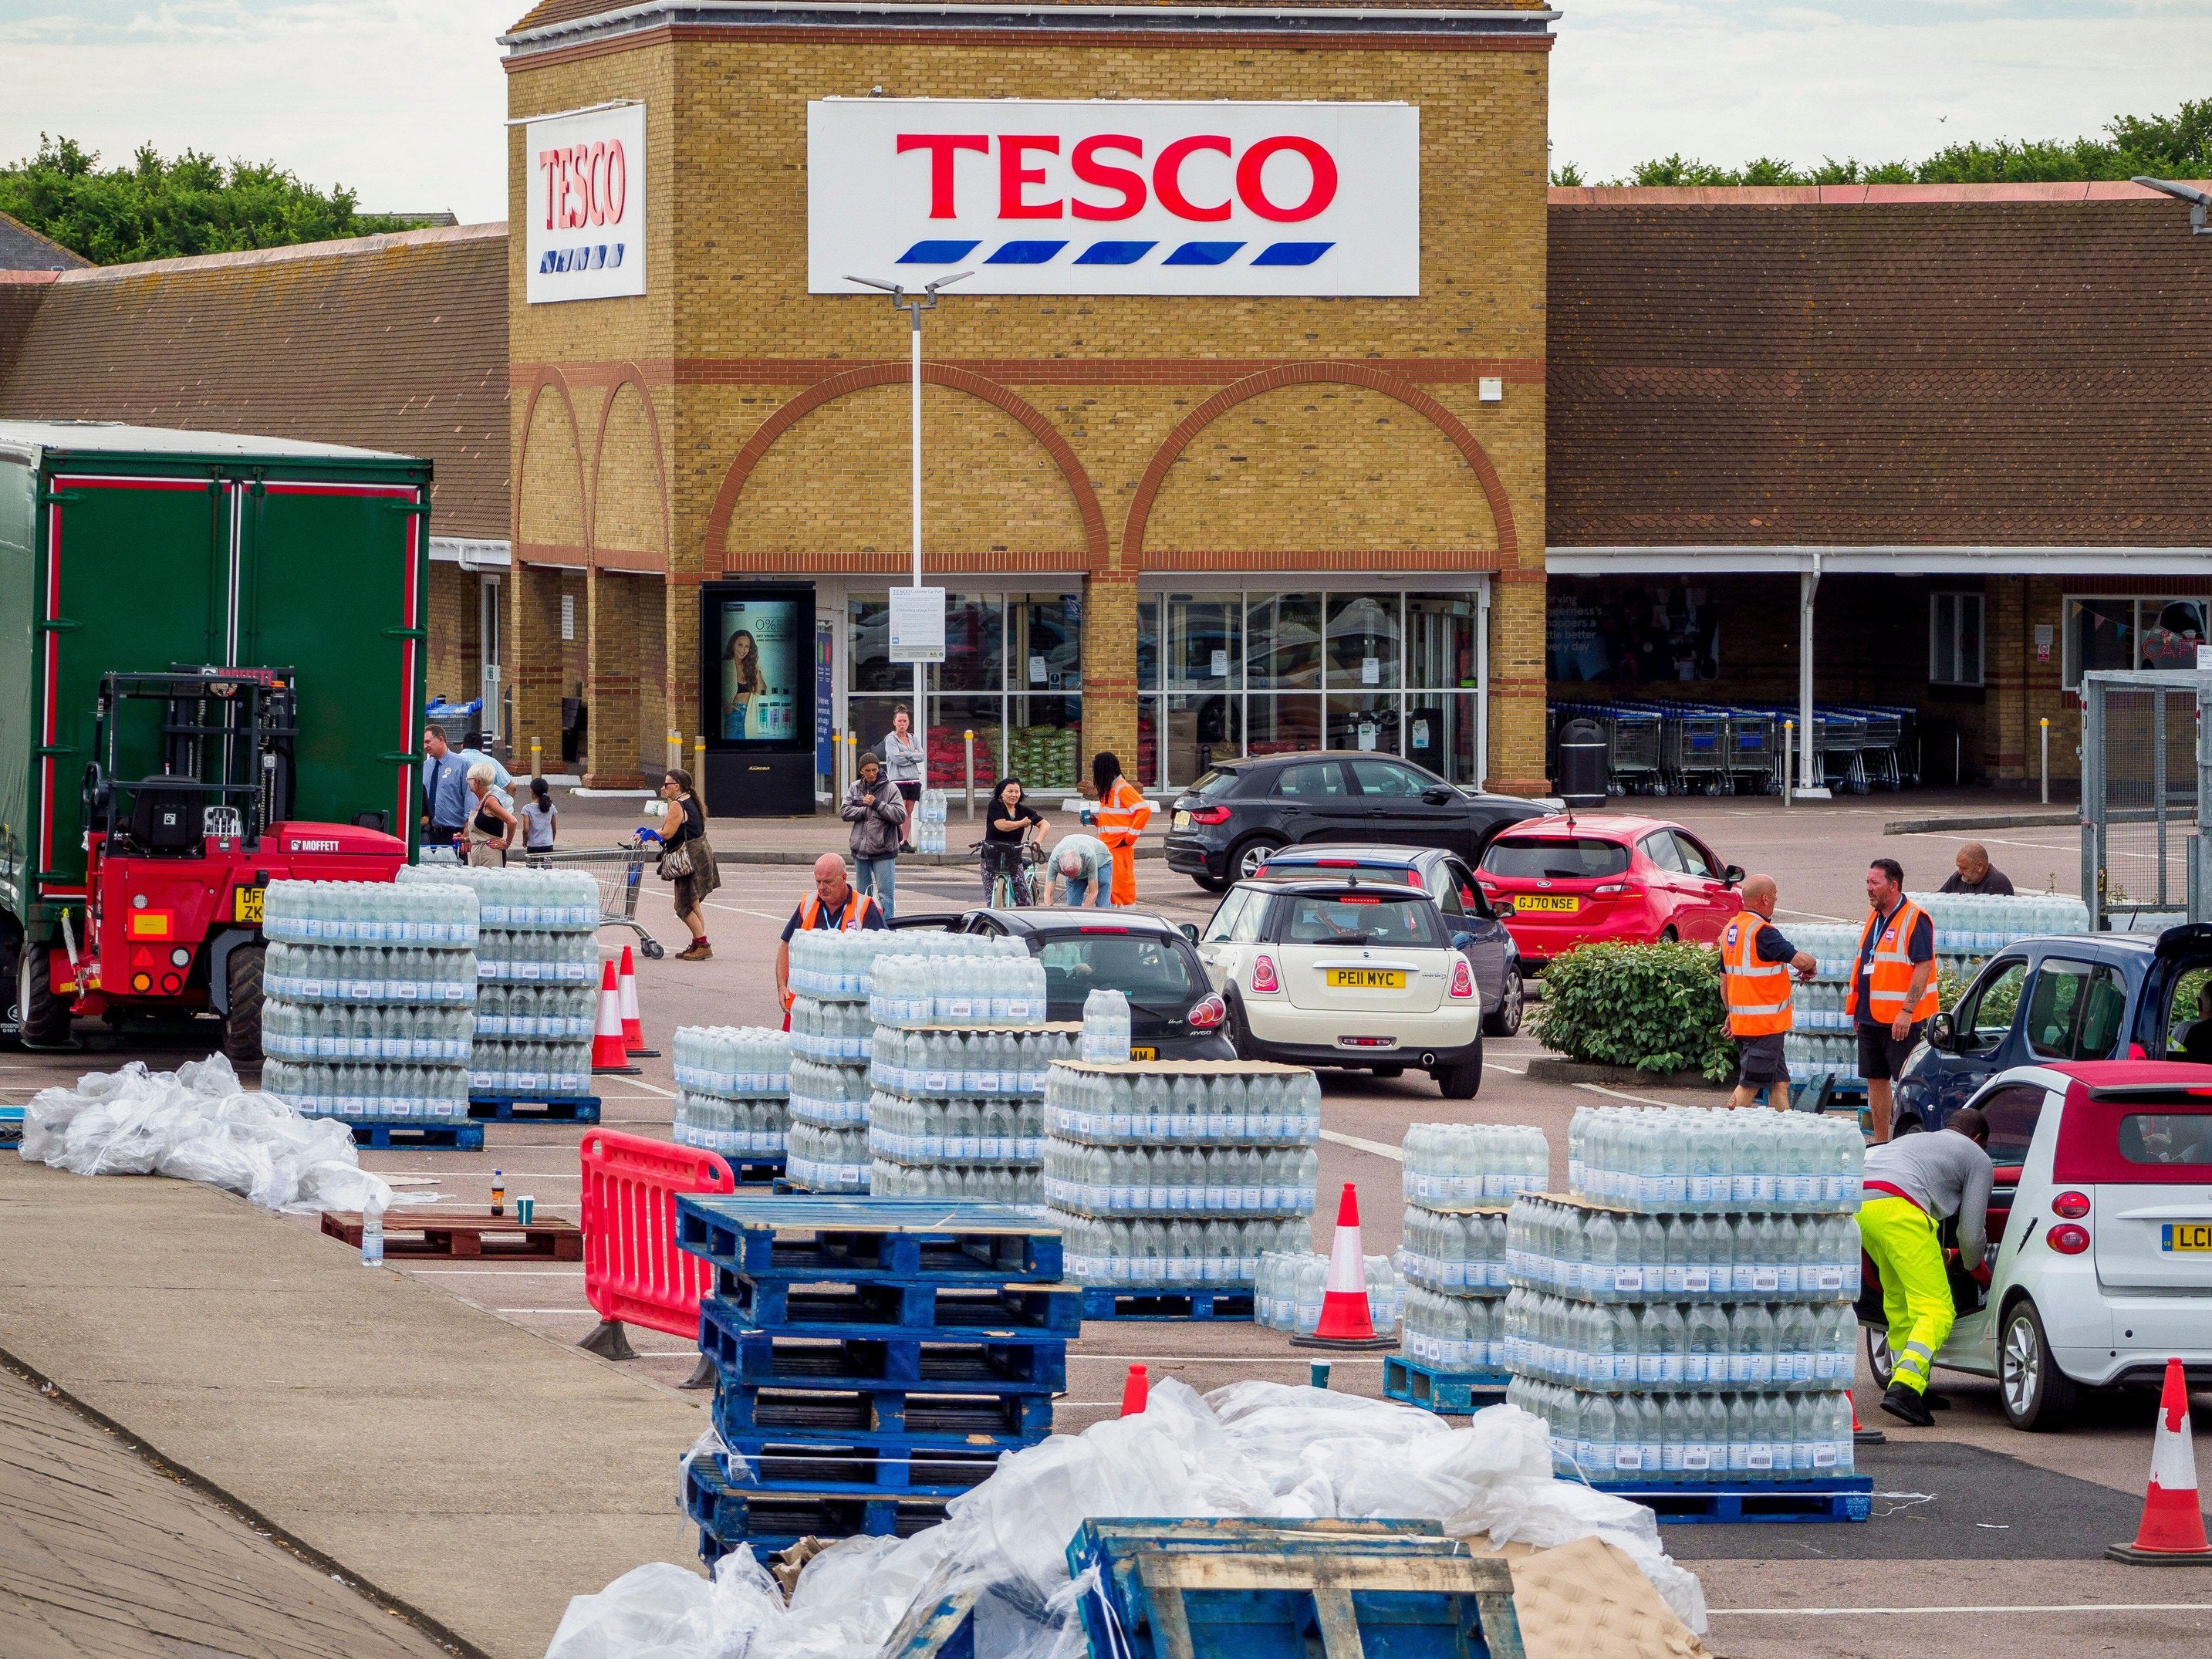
[1859,1106,1994,1426]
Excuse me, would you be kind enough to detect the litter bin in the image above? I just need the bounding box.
[1557,717,1607,808]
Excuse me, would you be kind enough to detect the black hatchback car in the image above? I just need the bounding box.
[892,906,1236,1060]
[1163,752,1547,891]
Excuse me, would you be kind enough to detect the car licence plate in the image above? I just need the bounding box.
[1328,968,1406,989]
[1129,1046,1157,1061]
[234,886,265,924]
[1514,895,1579,913]
[1172,811,1191,830]
[2162,1222,2212,1252]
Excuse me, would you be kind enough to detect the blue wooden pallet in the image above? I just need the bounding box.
[1068,1518,1526,1659]
[705,1439,1007,1497]
[1383,1355,1512,1415]
[712,1277,1083,1337]
[677,1194,1063,1286]
[697,1300,1067,1392]
[731,1157,787,1185]
[1079,1286,1254,1322]
[0,1103,22,1142]
[346,1120,485,1150]
[465,1093,601,1123]
[1589,1473,1873,1523]
[714,1380,1057,1441]
[686,1455,951,1560]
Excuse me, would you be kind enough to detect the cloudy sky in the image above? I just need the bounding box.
[2,0,2206,225]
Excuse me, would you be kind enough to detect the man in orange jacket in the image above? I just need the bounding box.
[1088,751,1152,907]
[1721,873,1819,1110]
[1848,857,1938,1143]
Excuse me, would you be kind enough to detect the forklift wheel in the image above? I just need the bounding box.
[639,937,667,961]
[17,938,71,1049]
[222,944,265,1069]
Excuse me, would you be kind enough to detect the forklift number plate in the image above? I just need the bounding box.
[234,887,265,924]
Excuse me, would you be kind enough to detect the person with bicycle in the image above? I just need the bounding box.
[979,775,1046,905]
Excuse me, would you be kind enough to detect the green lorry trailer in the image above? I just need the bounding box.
[0,422,432,1060]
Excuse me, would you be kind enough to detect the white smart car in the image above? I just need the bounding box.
[1862,1060,2212,1429]
[1191,877,1486,1097]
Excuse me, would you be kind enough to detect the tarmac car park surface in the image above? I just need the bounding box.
[3,788,2207,1659]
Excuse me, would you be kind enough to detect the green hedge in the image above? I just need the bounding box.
[1535,941,1739,1082]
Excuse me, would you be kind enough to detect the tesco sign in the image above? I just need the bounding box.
[808,100,1419,297]
[525,103,647,305]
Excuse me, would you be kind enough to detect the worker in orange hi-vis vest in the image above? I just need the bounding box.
[1088,751,1153,907]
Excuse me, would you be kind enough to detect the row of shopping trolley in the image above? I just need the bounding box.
[1547,702,1921,797]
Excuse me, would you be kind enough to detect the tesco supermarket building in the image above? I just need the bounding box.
[2,0,2206,802]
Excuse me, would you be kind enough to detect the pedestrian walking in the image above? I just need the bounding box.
[775,853,887,1013]
[843,752,908,919]
[1720,873,1819,1110]
[1860,1107,1994,1425]
[1849,857,1937,1142]
[657,767,720,961]
[420,725,468,850]
[1940,842,2014,896]
[462,762,518,867]
[1047,830,1112,907]
[1089,751,1152,907]
[880,706,926,849]
[521,775,558,853]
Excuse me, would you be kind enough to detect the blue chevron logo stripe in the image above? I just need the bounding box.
[896,238,982,263]
[892,238,1334,269]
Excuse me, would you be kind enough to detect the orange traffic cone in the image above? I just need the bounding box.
[617,946,657,1057]
[2107,1358,2212,1564]
[590,959,640,1075]
[1292,1184,1396,1351]
[1120,1364,1149,1416]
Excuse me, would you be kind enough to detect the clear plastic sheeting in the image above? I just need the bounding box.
[16,1055,393,1215]
[545,1381,1706,1659]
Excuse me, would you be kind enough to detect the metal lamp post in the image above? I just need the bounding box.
[846,271,971,792]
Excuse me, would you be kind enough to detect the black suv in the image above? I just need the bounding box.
[1163,752,1547,891]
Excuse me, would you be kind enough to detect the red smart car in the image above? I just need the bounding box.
[1475,814,1745,967]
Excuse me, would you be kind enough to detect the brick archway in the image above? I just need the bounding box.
[587,365,672,569]
[703,363,1109,573]
[1121,360,1520,568]
[514,366,587,559]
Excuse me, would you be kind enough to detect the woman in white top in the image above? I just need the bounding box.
[521,776,558,853]
[880,706,926,847]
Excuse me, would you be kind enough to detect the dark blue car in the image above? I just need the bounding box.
[1893,924,2212,1131]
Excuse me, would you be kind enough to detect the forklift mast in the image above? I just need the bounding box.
[84,667,299,853]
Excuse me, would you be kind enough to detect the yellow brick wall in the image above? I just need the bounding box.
[507,27,1551,791]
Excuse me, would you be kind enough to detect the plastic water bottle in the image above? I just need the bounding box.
[361,1202,386,1267]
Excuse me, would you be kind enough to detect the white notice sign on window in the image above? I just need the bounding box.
[888,586,948,664]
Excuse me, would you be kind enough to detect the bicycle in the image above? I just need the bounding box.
[974,838,1047,907]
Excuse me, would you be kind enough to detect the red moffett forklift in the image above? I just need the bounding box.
[48,667,409,1063]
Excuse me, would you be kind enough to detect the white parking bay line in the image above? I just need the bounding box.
[1575,1081,1681,1110]
[1711,1604,2212,1618]
[1079,1353,1386,1364]
[706,901,789,921]
[495,1307,599,1315]
[406,1268,582,1276]
[1319,1130,1403,1162]
[602,1076,679,1098]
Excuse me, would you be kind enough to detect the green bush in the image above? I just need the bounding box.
[1535,941,1739,1082]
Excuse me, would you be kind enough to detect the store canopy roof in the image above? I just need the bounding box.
[1548,546,2212,578]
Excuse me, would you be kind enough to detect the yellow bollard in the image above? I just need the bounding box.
[529,738,543,781]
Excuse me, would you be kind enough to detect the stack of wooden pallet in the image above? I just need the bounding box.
[672,1194,1076,1563]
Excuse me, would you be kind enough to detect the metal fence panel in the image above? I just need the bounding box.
[2080,671,2211,928]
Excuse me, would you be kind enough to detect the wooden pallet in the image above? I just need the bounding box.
[321,1208,582,1260]
[697,1301,1068,1393]
[346,1121,484,1150]
[1590,1473,1874,1524]
[1079,1287,1255,1322]
[1070,1519,1525,1659]
[714,1277,1084,1337]
[1383,1354,1512,1415]
[676,1194,1064,1285]
[714,1382,1057,1441]
[464,1094,601,1123]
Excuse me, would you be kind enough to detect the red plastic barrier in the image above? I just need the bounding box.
[579,1128,736,1340]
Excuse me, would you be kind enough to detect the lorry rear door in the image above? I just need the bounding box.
[240,480,424,845]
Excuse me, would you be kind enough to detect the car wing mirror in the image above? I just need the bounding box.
[1178,923,1200,944]
[1491,898,1515,918]
[1928,1009,1956,1050]
[1724,864,1745,885]
[1422,786,1456,805]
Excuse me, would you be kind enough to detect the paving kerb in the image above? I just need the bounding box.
[0,1155,701,1659]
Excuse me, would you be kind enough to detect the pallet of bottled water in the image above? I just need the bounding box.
[868,946,1049,1029]
[467,931,599,984]
[673,1025,792,1158]
[789,1056,871,1127]
[474,984,595,1041]
[864,1025,1079,1208]
[785,930,917,1002]
[912,788,950,855]
[1509,1196,1862,1302]
[262,1002,473,1063]
[264,880,479,945]
[1508,1377,1862,1490]
[789,998,873,1063]
[1255,1248,1403,1336]
[1401,1123,1548,1207]
[871,1025,1079,1099]
[1503,1288,1860,1393]
[400,864,599,930]
[262,1059,475,1122]
[872,1161,1042,1204]
[1396,1209,1511,1295]
[264,941,478,1005]
[1040,1063,1322,1221]
[1056,1215,1317,1296]
[786,1122,870,1193]
[1567,1105,1864,1214]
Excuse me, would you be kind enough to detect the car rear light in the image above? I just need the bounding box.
[1594,884,1626,896]
[1313,858,1357,867]
[2048,1223,2091,1255]
[1079,925,1130,934]
[2052,1190,2092,1219]
[1251,954,1281,994]
[1185,806,1231,824]
[1188,993,1226,1029]
[1448,958,1475,998]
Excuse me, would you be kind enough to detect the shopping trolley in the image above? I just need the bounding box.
[1839,706,1906,790]
[1648,703,1731,796]
[1723,708,1780,795]
[527,843,667,958]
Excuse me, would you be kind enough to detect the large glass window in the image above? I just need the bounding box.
[930,694,1001,788]
[1326,594,1401,691]
[2065,596,2212,688]
[930,593,1003,694]
[1164,595,1241,691]
[1247,692,1321,759]
[1327,693,1399,755]
[1247,593,1323,689]
[1407,692,1479,784]
[1005,694,1082,791]
[1164,694,1238,787]
[1930,592,1984,688]
[1408,595,1481,690]
[1010,594,1080,693]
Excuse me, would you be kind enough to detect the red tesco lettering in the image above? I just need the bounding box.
[895,132,1337,223]
[538,140,629,231]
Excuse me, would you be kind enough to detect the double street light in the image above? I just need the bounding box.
[846,270,973,791]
